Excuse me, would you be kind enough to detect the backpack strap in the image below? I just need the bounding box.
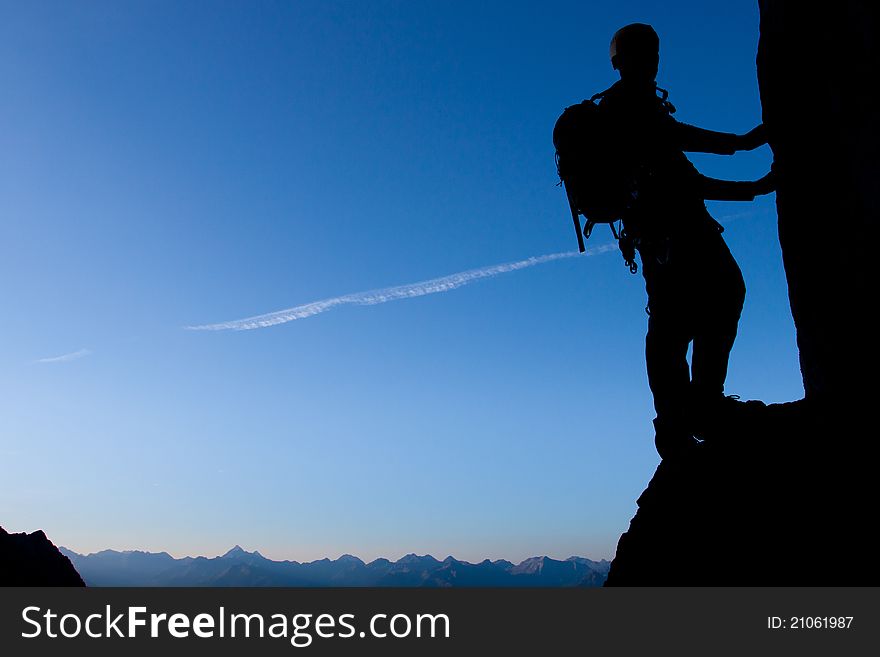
[655,85,676,114]
[588,83,617,104]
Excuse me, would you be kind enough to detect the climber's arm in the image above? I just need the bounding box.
[675,122,767,155]
[698,171,775,201]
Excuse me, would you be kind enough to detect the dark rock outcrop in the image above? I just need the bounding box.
[0,526,85,586]
[756,0,879,400]
[607,2,878,586]
[605,399,872,585]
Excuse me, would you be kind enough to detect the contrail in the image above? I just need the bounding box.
[36,348,92,363]
[187,243,618,331]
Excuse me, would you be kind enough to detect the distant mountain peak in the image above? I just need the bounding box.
[222,545,263,559]
[398,553,439,564]
[336,554,364,564]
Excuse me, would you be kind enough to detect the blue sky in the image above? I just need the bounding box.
[0,1,799,562]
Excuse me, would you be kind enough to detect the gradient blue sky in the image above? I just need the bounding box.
[0,1,799,562]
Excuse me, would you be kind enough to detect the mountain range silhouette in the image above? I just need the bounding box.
[59,545,609,587]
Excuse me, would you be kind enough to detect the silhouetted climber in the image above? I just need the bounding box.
[598,24,773,458]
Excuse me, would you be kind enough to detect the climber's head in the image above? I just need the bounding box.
[610,23,660,83]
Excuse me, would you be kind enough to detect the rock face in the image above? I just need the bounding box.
[606,2,878,586]
[0,526,85,586]
[757,0,879,400]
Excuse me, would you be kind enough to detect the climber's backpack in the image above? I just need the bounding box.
[553,90,635,254]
